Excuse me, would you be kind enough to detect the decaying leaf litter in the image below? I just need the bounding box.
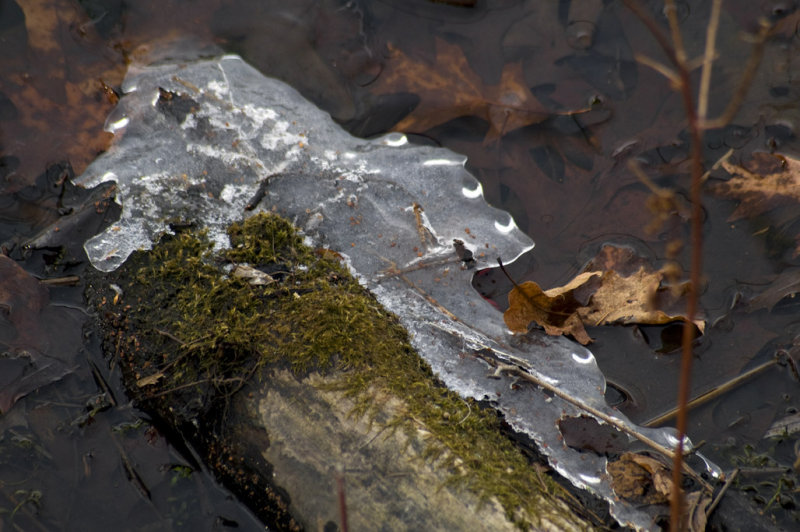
[3,0,800,530]
[363,1,800,528]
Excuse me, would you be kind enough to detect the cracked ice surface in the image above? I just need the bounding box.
[76,49,718,530]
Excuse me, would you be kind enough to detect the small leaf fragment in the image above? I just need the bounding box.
[136,372,165,388]
[607,452,670,505]
[232,264,276,286]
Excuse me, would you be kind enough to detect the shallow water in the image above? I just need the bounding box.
[1,0,799,529]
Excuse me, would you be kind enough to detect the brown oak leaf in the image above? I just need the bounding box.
[503,264,705,344]
[503,272,602,344]
[370,38,590,142]
[579,267,704,332]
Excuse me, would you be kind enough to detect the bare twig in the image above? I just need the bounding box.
[623,1,720,528]
[697,0,723,121]
[146,376,248,398]
[399,271,460,321]
[39,275,81,286]
[337,465,349,532]
[377,255,459,278]
[634,53,681,86]
[703,19,772,129]
[154,328,186,345]
[481,356,676,458]
[700,148,734,183]
[623,0,680,68]
[643,357,779,427]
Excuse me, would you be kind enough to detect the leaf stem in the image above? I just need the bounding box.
[496,258,521,289]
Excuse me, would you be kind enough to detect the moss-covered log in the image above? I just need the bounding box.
[86,213,595,530]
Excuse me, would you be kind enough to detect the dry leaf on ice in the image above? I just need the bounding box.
[503,271,602,345]
[503,265,705,344]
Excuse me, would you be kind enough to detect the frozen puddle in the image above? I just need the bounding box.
[76,45,719,530]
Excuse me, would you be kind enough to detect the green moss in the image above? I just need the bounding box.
[100,212,581,529]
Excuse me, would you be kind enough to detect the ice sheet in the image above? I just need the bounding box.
[76,49,719,530]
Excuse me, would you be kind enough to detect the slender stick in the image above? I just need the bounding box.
[337,465,349,532]
[659,1,708,527]
[483,357,677,459]
[643,357,778,427]
[623,1,717,528]
[623,2,769,528]
[622,0,680,67]
[703,20,771,129]
[697,0,723,121]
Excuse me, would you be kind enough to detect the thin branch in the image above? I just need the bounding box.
[664,0,688,65]
[481,356,677,459]
[337,465,349,532]
[39,275,81,286]
[622,0,680,67]
[634,53,682,86]
[623,2,708,528]
[697,0,723,121]
[643,357,778,426]
[700,148,734,183]
[703,19,772,129]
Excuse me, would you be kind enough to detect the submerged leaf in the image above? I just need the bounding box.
[685,490,712,532]
[370,38,590,142]
[0,256,72,413]
[764,412,800,438]
[609,453,711,531]
[0,0,124,187]
[712,152,800,220]
[748,267,800,311]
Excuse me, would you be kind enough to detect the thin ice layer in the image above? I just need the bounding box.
[76,51,718,530]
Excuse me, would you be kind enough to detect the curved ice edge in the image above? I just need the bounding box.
[75,51,720,531]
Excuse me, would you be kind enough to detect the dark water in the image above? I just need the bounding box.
[1,0,799,529]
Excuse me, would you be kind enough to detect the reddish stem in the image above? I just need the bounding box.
[622,2,704,529]
[337,470,348,532]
